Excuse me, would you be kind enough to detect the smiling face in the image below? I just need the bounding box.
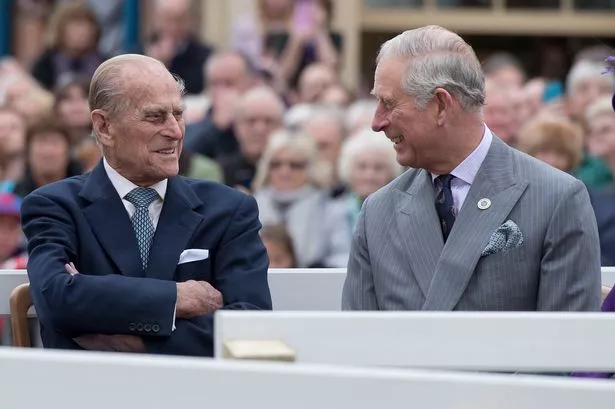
[94,63,185,186]
[371,57,441,169]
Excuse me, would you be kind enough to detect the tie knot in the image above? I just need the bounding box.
[124,187,158,208]
[437,174,455,189]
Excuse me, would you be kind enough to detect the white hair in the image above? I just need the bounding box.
[586,95,614,123]
[284,103,316,129]
[566,60,615,95]
[377,25,485,112]
[304,105,346,135]
[234,85,285,120]
[337,128,404,185]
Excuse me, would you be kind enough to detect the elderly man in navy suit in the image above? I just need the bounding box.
[21,54,272,356]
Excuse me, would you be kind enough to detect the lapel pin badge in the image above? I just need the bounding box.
[477,198,491,210]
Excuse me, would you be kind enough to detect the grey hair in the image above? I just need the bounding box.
[377,25,485,112]
[566,60,615,95]
[304,105,347,137]
[234,85,285,120]
[89,54,185,118]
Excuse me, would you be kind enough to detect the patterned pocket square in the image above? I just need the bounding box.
[481,220,524,257]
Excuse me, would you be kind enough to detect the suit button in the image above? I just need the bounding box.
[129,323,136,331]
[152,324,160,333]
[144,324,152,332]
[136,323,144,331]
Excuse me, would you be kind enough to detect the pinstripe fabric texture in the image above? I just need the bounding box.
[342,136,602,312]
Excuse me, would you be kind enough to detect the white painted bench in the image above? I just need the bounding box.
[215,310,615,373]
[0,348,613,409]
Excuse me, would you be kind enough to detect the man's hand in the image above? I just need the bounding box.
[73,334,146,353]
[176,280,223,319]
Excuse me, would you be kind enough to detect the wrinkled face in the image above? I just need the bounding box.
[235,98,283,162]
[267,147,309,191]
[569,77,613,119]
[483,91,515,143]
[207,56,252,99]
[349,148,395,198]
[304,118,344,164]
[371,57,439,168]
[62,19,97,53]
[535,150,572,172]
[263,238,294,268]
[57,85,91,129]
[29,132,70,177]
[588,112,615,164]
[100,66,184,186]
[0,215,21,261]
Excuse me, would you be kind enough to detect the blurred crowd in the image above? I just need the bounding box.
[0,0,614,280]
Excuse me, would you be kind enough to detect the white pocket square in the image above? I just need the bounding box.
[178,249,209,265]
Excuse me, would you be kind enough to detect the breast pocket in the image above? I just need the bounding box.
[175,249,212,282]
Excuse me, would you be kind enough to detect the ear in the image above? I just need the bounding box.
[433,88,454,126]
[91,109,114,148]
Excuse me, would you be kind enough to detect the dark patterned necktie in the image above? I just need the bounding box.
[124,187,159,270]
[435,174,456,243]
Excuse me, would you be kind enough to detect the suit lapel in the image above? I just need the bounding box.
[80,161,143,277]
[396,170,443,297]
[422,137,528,310]
[145,176,204,281]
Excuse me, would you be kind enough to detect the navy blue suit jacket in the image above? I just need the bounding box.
[589,184,615,267]
[21,161,272,356]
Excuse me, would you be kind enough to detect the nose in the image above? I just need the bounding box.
[371,104,389,132]
[164,114,184,140]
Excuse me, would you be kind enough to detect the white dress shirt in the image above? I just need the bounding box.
[103,159,167,227]
[103,159,176,330]
[431,125,493,215]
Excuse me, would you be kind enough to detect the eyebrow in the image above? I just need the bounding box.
[142,104,185,115]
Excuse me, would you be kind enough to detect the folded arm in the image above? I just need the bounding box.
[143,194,272,356]
[22,192,177,338]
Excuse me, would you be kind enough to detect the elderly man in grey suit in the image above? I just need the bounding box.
[342,25,601,312]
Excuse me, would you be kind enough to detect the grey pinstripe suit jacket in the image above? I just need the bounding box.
[342,136,602,311]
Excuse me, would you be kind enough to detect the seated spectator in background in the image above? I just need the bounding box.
[344,98,377,135]
[483,79,518,145]
[144,0,213,95]
[184,51,257,159]
[566,59,614,125]
[21,54,271,356]
[219,86,285,191]
[516,117,584,174]
[14,118,82,198]
[260,223,296,268]
[31,2,106,91]
[335,128,403,239]
[270,0,342,92]
[586,96,615,174]
[302,106,346,195]
[482,52,526,89]
[0,107,26,186]
[53,76,92,146]
[252,129,350,268]
[293,62,337,104]
[586,96,615,266]
[0,193,27,269]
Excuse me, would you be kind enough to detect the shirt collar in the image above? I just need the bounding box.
[103,158,167,201]
[431,124,493,185]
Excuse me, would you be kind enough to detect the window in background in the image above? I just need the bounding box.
[437,0,491,7]
[574,0,615,10]
[505,0,560,8]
